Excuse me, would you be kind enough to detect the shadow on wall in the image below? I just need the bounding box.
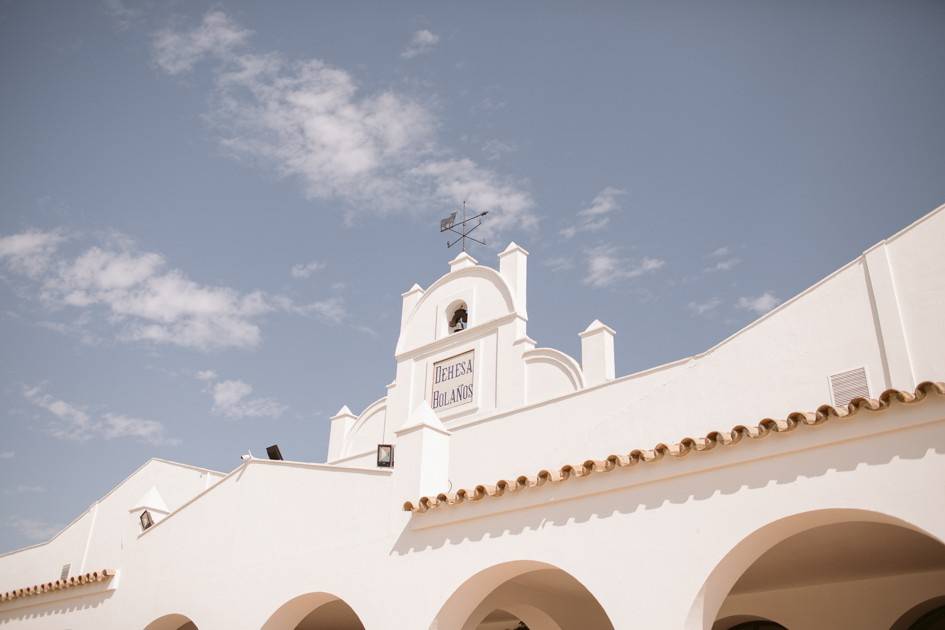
[0,590,114,626]
[392,418,945,554]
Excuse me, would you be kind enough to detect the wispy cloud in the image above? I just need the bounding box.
[293,296,347,323]
[290,261,326,279]
[401,29,440,59]
[562,187,625,239]
[481,139,515,161]
[0,451,14,460]
[0,229,346,351]
[736,291,782,315]
[3,485,45,496]
[152,10,251,75]
[583,245,665,288]
[543,256,574,272]
[0,229,66,277]
[195,369,218,381]
[151,11,535,236]
[688,297,722,316]
[23,385,176,445]
[196,372,286,419]
[6,516,60,543]
[704,245,741,273]
[102,0,141,30]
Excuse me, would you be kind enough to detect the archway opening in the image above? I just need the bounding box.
[435,562,613,630]
[262,592,365,630]
[712,520,945,630]
[144,614,197,630]
[294,599,363,630]
[891,595,945,630]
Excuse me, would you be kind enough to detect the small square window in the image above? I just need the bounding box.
[376,444,394,468]
[139,510,154,531]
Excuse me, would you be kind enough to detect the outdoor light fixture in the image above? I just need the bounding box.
[376,444,394,468]
[139,510,154,531]
[266,444,284,461]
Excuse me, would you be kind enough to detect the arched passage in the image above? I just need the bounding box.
[688,509,945,630]
[890,595,945,630]
[431,560,614,630]
[261,592,365,630]
[144,613,198,630]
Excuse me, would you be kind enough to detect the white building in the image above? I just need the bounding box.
[2,205,945,630]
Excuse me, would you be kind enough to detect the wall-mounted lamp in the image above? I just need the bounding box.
[139,510,154,531]
[376,444,394,468]
[266,444,284,461]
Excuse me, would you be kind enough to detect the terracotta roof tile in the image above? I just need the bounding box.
[0,569,114,604]
[403,381,945,513]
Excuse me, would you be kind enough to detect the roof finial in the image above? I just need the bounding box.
[440,200,488,253]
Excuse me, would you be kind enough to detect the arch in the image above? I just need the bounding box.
[340,396,388,458]
[261,591,365,630]
[714,617,787,630]
[410,266,516,322]
[430,560,614,630]
[144,613,197,630]
[523,347,584,402]
[890,596,945,630]
[447,299,469,333]
[686,509,945,630]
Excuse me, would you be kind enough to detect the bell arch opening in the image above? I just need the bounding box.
[144,614,197,630]
[261,592,365,630]
[447,300,469,334]
[694,511,945,630]
[431,560,614,630]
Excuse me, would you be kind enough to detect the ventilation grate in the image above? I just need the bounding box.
[830,367,871,407]
[60,563,70,581]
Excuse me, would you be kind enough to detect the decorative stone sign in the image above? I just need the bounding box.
[430,350,475,411]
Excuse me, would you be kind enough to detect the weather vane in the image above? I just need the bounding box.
[439,201,488,253]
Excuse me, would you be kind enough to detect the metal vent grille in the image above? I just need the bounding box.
[60,563,70,581]
[830,367,871,407]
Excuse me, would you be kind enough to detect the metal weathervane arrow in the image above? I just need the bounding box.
[439,201,488,252]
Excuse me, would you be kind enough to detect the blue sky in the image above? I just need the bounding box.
[1,1,944,553]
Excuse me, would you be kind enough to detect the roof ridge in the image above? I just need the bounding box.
[403,381,945,513]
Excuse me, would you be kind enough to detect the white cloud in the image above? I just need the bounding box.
[290,261,326,279]
[101,414,173,443]
[704,245,740,272]
[688,297,722,316]
[583,245,665,288]
[23,385,175,445]
[102,0,140,30]
[195,369,218,381]
[6,516,60,543]
[401,29,440,59]
[151,12,535,236]
[0,451,14,460]
[704,257,741,273]
[152,10,251,75]
[736,291,782,315]
[23,385,94,441]
[0,229,66,277]
[562,187,625,239]
[0,229,348,350]
[211,379,285,419]
[481,139,515,161]
[543,256,574,272]
[3,485,45,495]
[295,296,347,323]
